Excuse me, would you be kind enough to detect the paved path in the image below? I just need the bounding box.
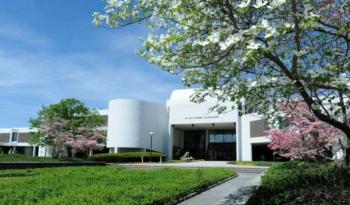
[116,161,268,173]
[115,161,266,205]
[179,172,262,205]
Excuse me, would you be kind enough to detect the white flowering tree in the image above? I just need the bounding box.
[93,1,350,139]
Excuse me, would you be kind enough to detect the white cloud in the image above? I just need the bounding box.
[99,24,147,54]
[0,48,181,104]
[0,24,53,48]
[0,23,182,127]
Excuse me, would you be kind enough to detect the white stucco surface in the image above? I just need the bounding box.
[168,89,238,125]
[107,99,168,153]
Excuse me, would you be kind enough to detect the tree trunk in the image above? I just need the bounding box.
[344,134,349,166]
[89,149,93,157]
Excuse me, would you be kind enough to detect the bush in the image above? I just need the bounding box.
[173,146,185,160]
[89,152,166,163]
[249,161,350,205]
[0,154,86,163]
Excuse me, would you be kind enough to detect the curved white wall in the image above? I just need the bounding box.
[107,99,168,153]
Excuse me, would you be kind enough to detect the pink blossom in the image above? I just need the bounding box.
[266,101,342,161]
[39,117,106,155]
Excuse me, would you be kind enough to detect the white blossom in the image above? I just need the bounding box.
[270,0,286,8]
[247,40,262,50]
[207,32,220,43]
[94,0,350,134]
[219,31,243,50]
[237,0,251,8]
[254,0,268,8]
[170,0,181,9]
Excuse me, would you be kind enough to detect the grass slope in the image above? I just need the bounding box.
[0,166,236,205]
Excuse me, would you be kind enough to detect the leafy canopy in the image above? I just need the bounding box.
[93,0,350,136]
[30,99,105,157]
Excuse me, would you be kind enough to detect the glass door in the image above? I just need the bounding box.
[207,130,236,161]
[183,130,206,159]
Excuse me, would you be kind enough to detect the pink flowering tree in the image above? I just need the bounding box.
[266,102,343,161]
[39,118,73,158]
[30,99,106,158]
[65,129,106,156]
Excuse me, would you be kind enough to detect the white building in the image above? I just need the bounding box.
[0,89,272,161]
[104,89,270,161]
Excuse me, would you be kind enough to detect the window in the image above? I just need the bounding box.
[209,130,236,143]
[224,132,235,142]
[11,130,19,142]
[250,119,267,138]
[216,133,223,142]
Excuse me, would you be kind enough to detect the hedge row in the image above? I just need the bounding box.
[248,161,350,205]
[88,152,166,163]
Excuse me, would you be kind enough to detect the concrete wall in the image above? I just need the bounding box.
[240,114,270,161]
[168,89,238,125]
[107,99,168,153]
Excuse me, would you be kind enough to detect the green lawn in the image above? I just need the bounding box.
[0,166,236,205]
[0,154,85,163]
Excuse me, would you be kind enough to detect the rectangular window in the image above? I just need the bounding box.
[209,134,216,143]
[209,130,236,143]
[11,130,19,142]
[250,119,267,138]
[224,133,235,142]
[215,133,223,143]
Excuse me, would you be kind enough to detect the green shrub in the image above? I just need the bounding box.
[89,152,166,163]
[250,161,349,205]
[0,154,86,163]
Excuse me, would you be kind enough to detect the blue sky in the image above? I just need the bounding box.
[0,0,183,128]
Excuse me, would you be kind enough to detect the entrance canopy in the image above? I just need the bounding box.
[172,122,235,130]
[171,122,237,161]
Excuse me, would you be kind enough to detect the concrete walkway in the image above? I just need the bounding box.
[116,161,268,173]
[179,172,262,205]
[116,161,266,205]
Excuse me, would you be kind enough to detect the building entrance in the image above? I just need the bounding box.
[183,130,206,159]
[207,130,236,161]
[183,129,236,161]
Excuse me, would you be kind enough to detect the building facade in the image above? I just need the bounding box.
[167,89,270,161]
[0,128,39,156]
[0,89,272,161]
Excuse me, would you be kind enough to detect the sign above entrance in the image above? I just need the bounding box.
[185,116,219,120]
